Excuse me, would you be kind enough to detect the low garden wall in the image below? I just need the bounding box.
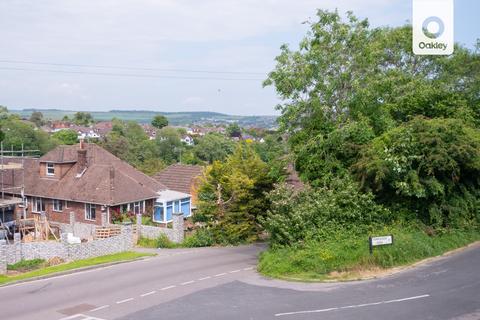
[0,225,134,271]
[138,212,184,243]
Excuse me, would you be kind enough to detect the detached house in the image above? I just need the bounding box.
[4,142,191,227]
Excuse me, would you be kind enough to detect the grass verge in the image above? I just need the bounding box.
[258,226,480,282]
[0,251,155,286]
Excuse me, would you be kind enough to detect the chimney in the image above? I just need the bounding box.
[77,142,87,174]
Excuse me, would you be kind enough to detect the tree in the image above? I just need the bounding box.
[193,133,235,163]
[29,111,45,127]
[151,115,168,129]
[52,129,78,145]
[196,143,274,244]
[73,112,94,126]
[264,10,480,185]
[226,123,242,138]
[155,127,183,163]
[0,117,56,154]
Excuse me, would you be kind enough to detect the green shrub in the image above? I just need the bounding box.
[137,234,177,248]
[8,259,45,272]
[261,179,391,247]
[155,233,176,248]
[182,228,215,247]
[354,117,480,227]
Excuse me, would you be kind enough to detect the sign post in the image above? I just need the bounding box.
[369,235,394,254]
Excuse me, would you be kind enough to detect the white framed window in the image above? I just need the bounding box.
[52,199,63,212]
[85,203,96,221]
[65,201,69,209]
[133,201,143,214]
[46,163,55,176]
[33,197,45,213]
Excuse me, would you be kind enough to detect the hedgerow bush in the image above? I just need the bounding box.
[260,179,391,247]
[353,117,480,228]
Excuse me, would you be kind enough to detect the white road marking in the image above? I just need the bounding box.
[59,314,106,320]
[181,280,195,285]
[90,305,110,312]
[116,298,134,304]
[229,269,241,273]
[243,267,254,271]
[215,272,227,277]
[140,291,156,297]
[160,285,176,291]
[198,276,211,281]
[274,294,430,317]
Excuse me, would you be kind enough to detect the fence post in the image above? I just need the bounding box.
[0,240,7,275]
[136,214,142,238]
[172,213,184,243]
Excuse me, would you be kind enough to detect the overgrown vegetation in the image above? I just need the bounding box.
[259,9,480,279]
[137,229,215,248]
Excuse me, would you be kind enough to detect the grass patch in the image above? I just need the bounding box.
[0,251,154,286]
[8,259,45,272]
[258,226,480,281]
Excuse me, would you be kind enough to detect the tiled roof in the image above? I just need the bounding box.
[4,143,167,205]
[153,164,203,195]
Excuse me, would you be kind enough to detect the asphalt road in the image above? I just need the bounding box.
[1,243,479,320]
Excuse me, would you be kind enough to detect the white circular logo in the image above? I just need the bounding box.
[422,16,445,39]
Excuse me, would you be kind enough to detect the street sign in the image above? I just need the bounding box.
[369,235,394,254]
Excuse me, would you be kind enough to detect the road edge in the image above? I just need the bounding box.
[0,255,153,288]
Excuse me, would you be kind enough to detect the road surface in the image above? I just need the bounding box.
[0,243,479,320]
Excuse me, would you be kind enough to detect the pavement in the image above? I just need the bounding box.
[1,243,479,320]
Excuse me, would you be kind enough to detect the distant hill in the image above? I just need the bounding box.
[10,109,278,128]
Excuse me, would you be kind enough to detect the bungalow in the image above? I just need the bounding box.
[153,164,203,208]
[3,142,192,227]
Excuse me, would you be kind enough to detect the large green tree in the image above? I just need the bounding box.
[264,10,480,185]
[52,129,78,145]
[73,112,94,126]
[193,133,235,163]
[151,115,168,129]
[196,143,274,244]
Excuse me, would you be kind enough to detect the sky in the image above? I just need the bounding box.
[0,0,478,116]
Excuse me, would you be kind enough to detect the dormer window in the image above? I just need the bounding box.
[46,163,55,176]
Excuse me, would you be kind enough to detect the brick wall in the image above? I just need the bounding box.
[28,197,103,225]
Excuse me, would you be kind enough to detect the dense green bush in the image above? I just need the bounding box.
[182,228,215,247]
[261,179,391,247]
[354,117,480,227]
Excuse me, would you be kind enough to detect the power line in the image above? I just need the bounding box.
[0,66,264,81]
[0,59,267,76]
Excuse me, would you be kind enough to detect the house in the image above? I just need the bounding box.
[153,164,203,208]
[181,135,194,146]
[3,142,192,226]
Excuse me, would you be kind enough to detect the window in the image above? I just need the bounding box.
[52,199,63,212]
[153,203,164,222]
[166,201,173,221]
[133,201,142,215]
[46,163,55,176]
[85,203,96,220]
[181,198,191,217]
[33,197,45,213]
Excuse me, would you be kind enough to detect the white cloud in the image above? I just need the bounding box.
[0,0,410,114]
